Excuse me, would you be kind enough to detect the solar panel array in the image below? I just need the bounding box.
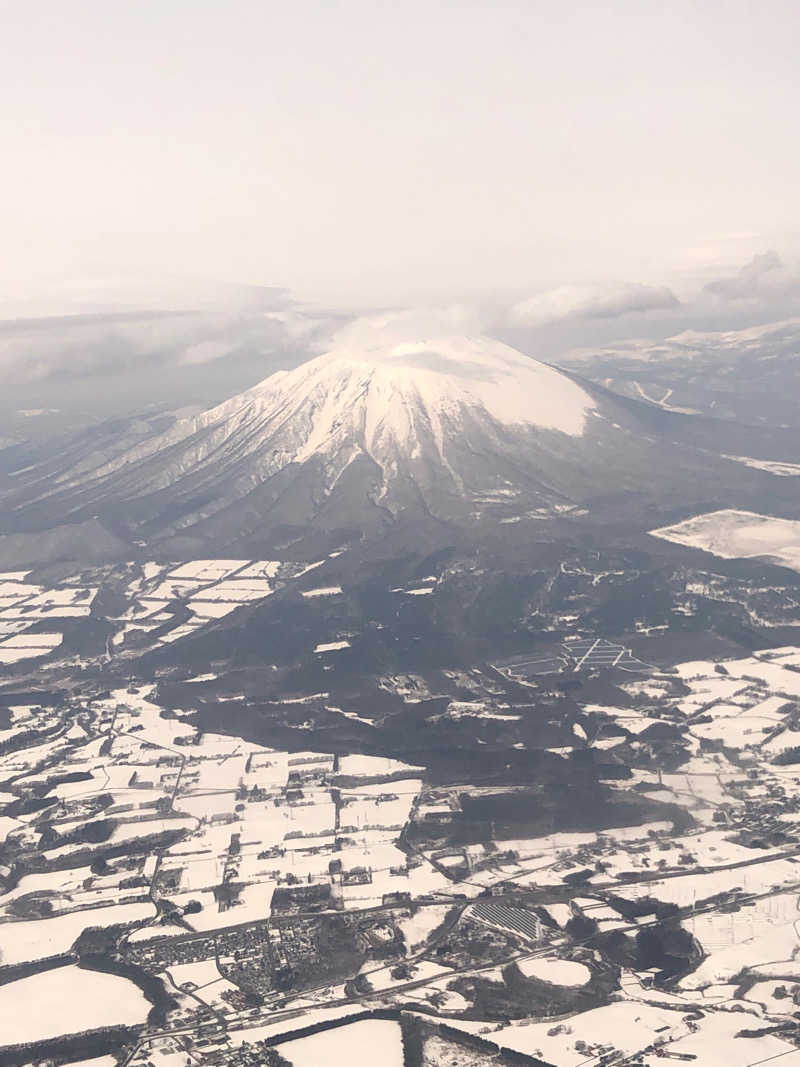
[495,637,652,680]
[471,900,542,941]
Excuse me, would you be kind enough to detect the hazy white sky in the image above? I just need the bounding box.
[2,0,798,305]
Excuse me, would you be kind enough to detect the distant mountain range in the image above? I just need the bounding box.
[555,318,800,428]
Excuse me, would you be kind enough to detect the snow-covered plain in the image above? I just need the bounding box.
[651,509,800,573]
[277,1018,403,1067]
[0,901,156,965]
[0,965,149,1045]
[517,957,591,985]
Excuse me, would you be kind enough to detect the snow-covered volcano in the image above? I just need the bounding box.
[0,334,780,552]
[103,334,595,471]
[262,335,596,446]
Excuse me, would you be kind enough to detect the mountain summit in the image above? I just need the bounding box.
[245,334,598,443]
[0,334,785,557]
[91,335,596,476]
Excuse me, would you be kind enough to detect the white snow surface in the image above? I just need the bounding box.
[517,957,591,985]
[278,1018,403,1067]
[80,336,594,488]
[250,336,595,450]
[650,509,800,574]
[0,965,149,1045]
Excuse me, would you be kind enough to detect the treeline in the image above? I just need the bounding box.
[440,1020,555,1065]
[265,1008,395,1048]
[0,721,63,758]
[263,1008,554,1066]
[77,953,178,1027]
[38,817,117,850]
[773,746,800,765]
[0,954,74,988]
[10,828,185,876]
[0,1025,138,1067]
[401,1012,556,1066]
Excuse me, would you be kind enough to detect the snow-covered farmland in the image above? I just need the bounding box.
[0,632,62,663]
[0,901,156,965]
[337,754,424,777]
[168,560,250,582]
[452,1001,683,1066]
[517,957,591,985]
[0,965,149,1045]
[278,1018,403,1067]
[0,557,309,662]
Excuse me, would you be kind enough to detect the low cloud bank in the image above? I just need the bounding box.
[508,282,679,326]
[2,253,799,396]
[704,250,800,302]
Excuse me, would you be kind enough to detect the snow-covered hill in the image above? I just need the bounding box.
[0,334,790,556]
[64,335,595,496]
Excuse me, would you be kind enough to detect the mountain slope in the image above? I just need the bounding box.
[0,334,794,555]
